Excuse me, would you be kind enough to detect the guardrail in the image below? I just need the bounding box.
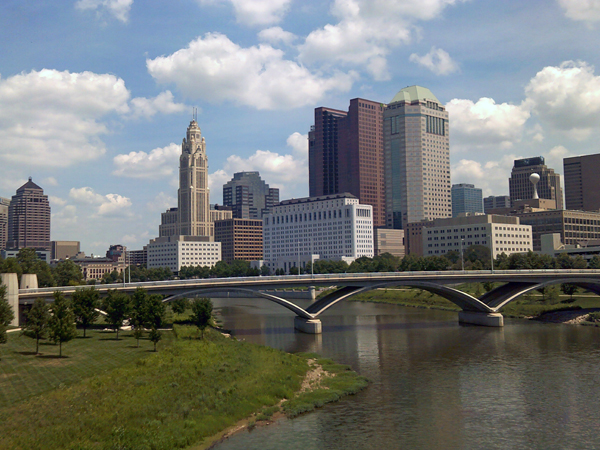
[19,269,600,296]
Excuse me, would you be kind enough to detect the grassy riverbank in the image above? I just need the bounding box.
[0,325,367,450]
[349,285,600,318]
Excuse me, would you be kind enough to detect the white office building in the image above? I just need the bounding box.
[147,235,221,272]
[263,193,374,273]
[423,213,532,258]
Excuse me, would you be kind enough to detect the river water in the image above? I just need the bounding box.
[211,298,600,450]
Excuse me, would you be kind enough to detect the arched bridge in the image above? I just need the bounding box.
[13,270,600,333]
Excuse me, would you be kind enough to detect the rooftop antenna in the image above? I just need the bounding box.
[192,107,197,122]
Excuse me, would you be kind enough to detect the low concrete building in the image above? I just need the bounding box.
[540,233,600,260]
[147,235,221,272]
[51,240,80,260]
[405,220,435,256]
[374,229,405,258]
[71,256,126,281]
[423,213,532,258]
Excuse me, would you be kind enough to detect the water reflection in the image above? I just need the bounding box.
[212,298,600,450]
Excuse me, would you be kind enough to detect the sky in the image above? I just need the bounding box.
[2,0,600,255]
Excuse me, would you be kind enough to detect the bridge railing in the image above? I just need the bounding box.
[17,269,600,296]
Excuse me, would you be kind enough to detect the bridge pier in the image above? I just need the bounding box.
[294,316,322,334]
[1,273,19,327]
[458,311,504,327]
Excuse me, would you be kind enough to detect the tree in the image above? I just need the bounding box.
[72,288,99,337]
[0,285,15,349]
[190,298,212,339]
[102,290,130,340]
[53,260,83,286]
[149,328,162,352]
[561,283,578,299]
[48,292,77,357]
[171,297,189,315]
[16,248,55,287]
[129,288,148,347]
[23,298,49,354]
[146,294,165,351]
[260,265,270,276]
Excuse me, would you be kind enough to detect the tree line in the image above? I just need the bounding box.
[0,285,213,357]
[3,246,600,290]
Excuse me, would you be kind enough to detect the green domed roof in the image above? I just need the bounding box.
[390,85,440,104]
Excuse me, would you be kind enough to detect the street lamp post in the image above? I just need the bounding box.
[460,238,465,272]
[489,234,494,273]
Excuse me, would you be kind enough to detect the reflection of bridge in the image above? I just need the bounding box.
[10,269,600,333]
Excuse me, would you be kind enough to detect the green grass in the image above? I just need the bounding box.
[349,286,600,319]
[0,326,348,450]
[283,354,369,418]
[0,328,173,407]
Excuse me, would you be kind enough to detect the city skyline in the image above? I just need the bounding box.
[2,1,600,254]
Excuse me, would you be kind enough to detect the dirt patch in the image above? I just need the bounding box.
[299,358,331,393]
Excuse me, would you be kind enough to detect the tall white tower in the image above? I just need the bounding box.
[178,120,213,238]
[530,173,540,200]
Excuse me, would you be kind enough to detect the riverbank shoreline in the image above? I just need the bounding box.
[202,357,337,450]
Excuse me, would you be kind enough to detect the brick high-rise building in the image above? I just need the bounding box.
[564,153,600,211]
[223,172,279,219]
[214,218,263,263]
[309,99,386,228]
[6,178,51,251]
[508,156,563,209]
[384,86,451,229]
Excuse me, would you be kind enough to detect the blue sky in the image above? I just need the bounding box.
[2,0,600,255]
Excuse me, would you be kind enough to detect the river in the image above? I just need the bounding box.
[211,298,600,450]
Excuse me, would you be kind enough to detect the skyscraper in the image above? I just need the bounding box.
[178,120,212,237]
[384,86,451,229]
[308,99,386,227]
[309,107,347,197]
[563,153,600,211]
[508,156,563,209]
[6,178,51,251]
[223,171,279,219]
[451,183,483,217]
[0,197,9,251]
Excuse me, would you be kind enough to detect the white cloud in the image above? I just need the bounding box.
[49,196,67,207]
[558,0,600,26]
[258,26,296,45]
[69,187,132,217]
[112,143,180,179]
[147,33,355,110]
[409,47,459,75]
[446,97,531,151]
[52,205,79,230]
[43,177,59,186]
[0,69,130,167]
[209,132,308,202]
[286,132,308,156]
[146,192,177,212]
[75,0,133,23]
[198,0,292,26]
[129,91,188,119]
[525,61,600,140]
[452,155,517,196]
[299,0,463,80]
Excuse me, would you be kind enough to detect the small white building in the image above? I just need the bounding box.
[263,193,374,273]
[423,213,532,258]
[147,235,221,272]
